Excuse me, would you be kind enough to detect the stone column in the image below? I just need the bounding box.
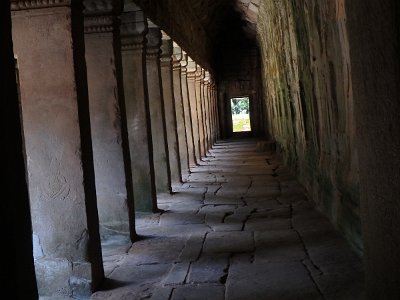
[120,5,157,212]
[11,1,104,297]
[84,0,136,241]
[204,71,213,149]
[146,20,172,194]
[2,2,38,298]
[180,53,197,168]
[213,81,221,140]
[201,69,209,152]
[187,58,201,164]
[160,33,182,187]
[172,44,190,180]
[195,66,206,158]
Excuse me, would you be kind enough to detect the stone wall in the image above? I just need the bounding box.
[256,0,361,253]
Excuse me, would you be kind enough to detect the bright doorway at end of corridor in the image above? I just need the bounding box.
[230,97,251,132]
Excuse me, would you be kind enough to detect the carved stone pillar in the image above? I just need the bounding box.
[160,33,182,187]
[83,0,136,241]
[213,80,221,140]
[2,2,38,298]
[204,71,212,149]
[172,44,190,180]
[11,1,104,297]
[120,4,157,212]
[210,77,218,142]
[195,66,206,158]
[187,58,201,164]
[146,20,172,194]
[180,53,197,168]
[201,69,210,153]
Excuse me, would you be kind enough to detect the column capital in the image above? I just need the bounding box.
[83,0,123,33]
[10,0,71,10]
[172,42,183,69]
[187,57,197,79]
[120,8,148,50]
[195,65,203,82]
[146,19,162,58]
[160,31,173,65]
[204,71,211,85]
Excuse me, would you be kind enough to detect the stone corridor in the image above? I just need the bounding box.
[91,139,364,300]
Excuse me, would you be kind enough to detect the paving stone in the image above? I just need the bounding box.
[160,212,205,226]
[178,233,206,262]
[93,140,364,300]
[203,231,254,254]
[150,287,173,300]
[250,207,291,218]
[187,254,229,284]
[163,262,190,286]
[254,229,306,262]
[171,285,225,300]
[128,237,185,264]
[246,186,281,198]
[245,217,292,231]
[200,204,237,214]
[225,261,322,300]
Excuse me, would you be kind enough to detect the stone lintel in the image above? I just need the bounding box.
[10,0,71,11]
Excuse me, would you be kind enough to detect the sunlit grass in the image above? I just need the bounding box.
[232,114,251,132]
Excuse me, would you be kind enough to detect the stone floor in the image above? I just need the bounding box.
[91,139,365,300]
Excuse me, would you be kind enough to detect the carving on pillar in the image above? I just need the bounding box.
[172,42,183,70]
[146,19,162,58]
[180,51,189,76]
[194,64,204,84]
[120,6,148,51]
[83,0,123,33]
[204,71,211,87]
[160,31,173,65]
[187,57,197,79]
[10,0,71,10]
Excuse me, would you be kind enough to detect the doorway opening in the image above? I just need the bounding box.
[230,96,251,133]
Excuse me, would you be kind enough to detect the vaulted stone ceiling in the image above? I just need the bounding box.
[131,0,260,73]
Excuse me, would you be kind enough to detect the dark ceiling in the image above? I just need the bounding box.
[130,0,259,73]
